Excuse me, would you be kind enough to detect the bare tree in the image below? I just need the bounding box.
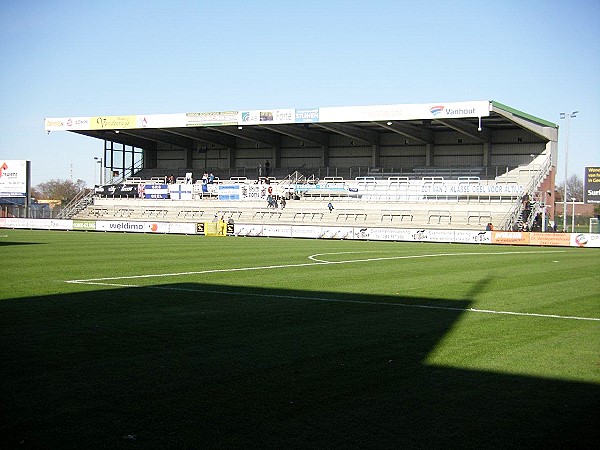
[35,179,87,204]
[554,174,584,202]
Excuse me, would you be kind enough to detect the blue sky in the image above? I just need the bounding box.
[1,0,598,187]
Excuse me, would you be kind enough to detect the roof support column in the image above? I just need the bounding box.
[371,144,380,167]
[321,145,329,167]
[425,143,433,166]
[228,147,235,169]
[143,145,158,170]
[185,148,193,169]
[483,142,491,167]
[273,146,281,172]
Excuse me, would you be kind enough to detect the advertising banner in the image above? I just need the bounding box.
[571,233,600,248]
[90,115,137,130]
[44,117,90,131]
[529,233,571,247]
[72,220,96,231]
[240,184,270,200]
[218,184,272,201]
[95,184,138,197]
[218,184,241,201]
[319,101,490,123]
[231,224,264,237]
[491,231,530,245]
[186,111,238,127]
[353,227,416,241]
[584,167,600,204]
[419,229,457,243]
[290,225,323,239]
[0,218,71,230]
[96,221,195,234]
[0,160,27,197]
[142,184,169,199]
[238,109,295,125]
[262,225,293,238]
[295,108,320,123]
[320,227,354,239]
[454,230,491,244]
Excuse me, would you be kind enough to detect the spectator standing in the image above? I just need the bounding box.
[265,160,270,177]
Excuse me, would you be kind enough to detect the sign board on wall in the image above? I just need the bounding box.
[0,160,28,197]
[584,167,600,204]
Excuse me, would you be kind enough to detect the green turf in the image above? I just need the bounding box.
[1,230,599,449]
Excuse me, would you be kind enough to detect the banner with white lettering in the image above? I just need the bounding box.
[584,167,600,204]
[142,184,169,199]
[95,185,138,197]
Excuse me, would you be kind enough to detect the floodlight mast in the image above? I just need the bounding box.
[571,197,576,232]
[559,111,578,232]
[94,156,104,186]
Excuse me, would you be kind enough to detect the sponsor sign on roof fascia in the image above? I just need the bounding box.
[44,101,491,131]
[45,117,91,131]
[238,109,295,125]
[319,101,490,123]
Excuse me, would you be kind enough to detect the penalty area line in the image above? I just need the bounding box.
[65,281,600,322]
[65,249,566,284]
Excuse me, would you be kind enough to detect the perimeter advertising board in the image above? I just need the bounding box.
[96,221,196,234]
[2,218,598,246]
[571,233,600,247]
[0,218,71,229]
[584,167,600,204]
[0,160,28,197]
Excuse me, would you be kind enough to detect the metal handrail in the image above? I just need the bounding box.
[500,154,552,230]
[56,189,96,219]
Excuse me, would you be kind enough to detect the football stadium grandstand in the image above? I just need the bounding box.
[46,100,558,232]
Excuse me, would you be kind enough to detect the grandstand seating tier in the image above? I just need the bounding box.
[78,196,514,230]
[82,159,551,231]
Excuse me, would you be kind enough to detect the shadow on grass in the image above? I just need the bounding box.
[0,283,598,449]
[0,241,44,247]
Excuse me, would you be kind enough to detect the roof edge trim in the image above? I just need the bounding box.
[491,101,557,128]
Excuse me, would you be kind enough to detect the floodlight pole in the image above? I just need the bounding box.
[542,190,548,232]
[560,111,577,232]
[94,156,104,186]
[571,198,576,232]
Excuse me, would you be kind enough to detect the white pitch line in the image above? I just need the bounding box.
[307,249,567,263]
[67,282,600,322]
[61,248,599,322]
[66,249,566,284]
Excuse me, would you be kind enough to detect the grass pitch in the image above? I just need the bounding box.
[1,230,599,449]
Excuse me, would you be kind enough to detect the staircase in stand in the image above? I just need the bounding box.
[56,189,95,219]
